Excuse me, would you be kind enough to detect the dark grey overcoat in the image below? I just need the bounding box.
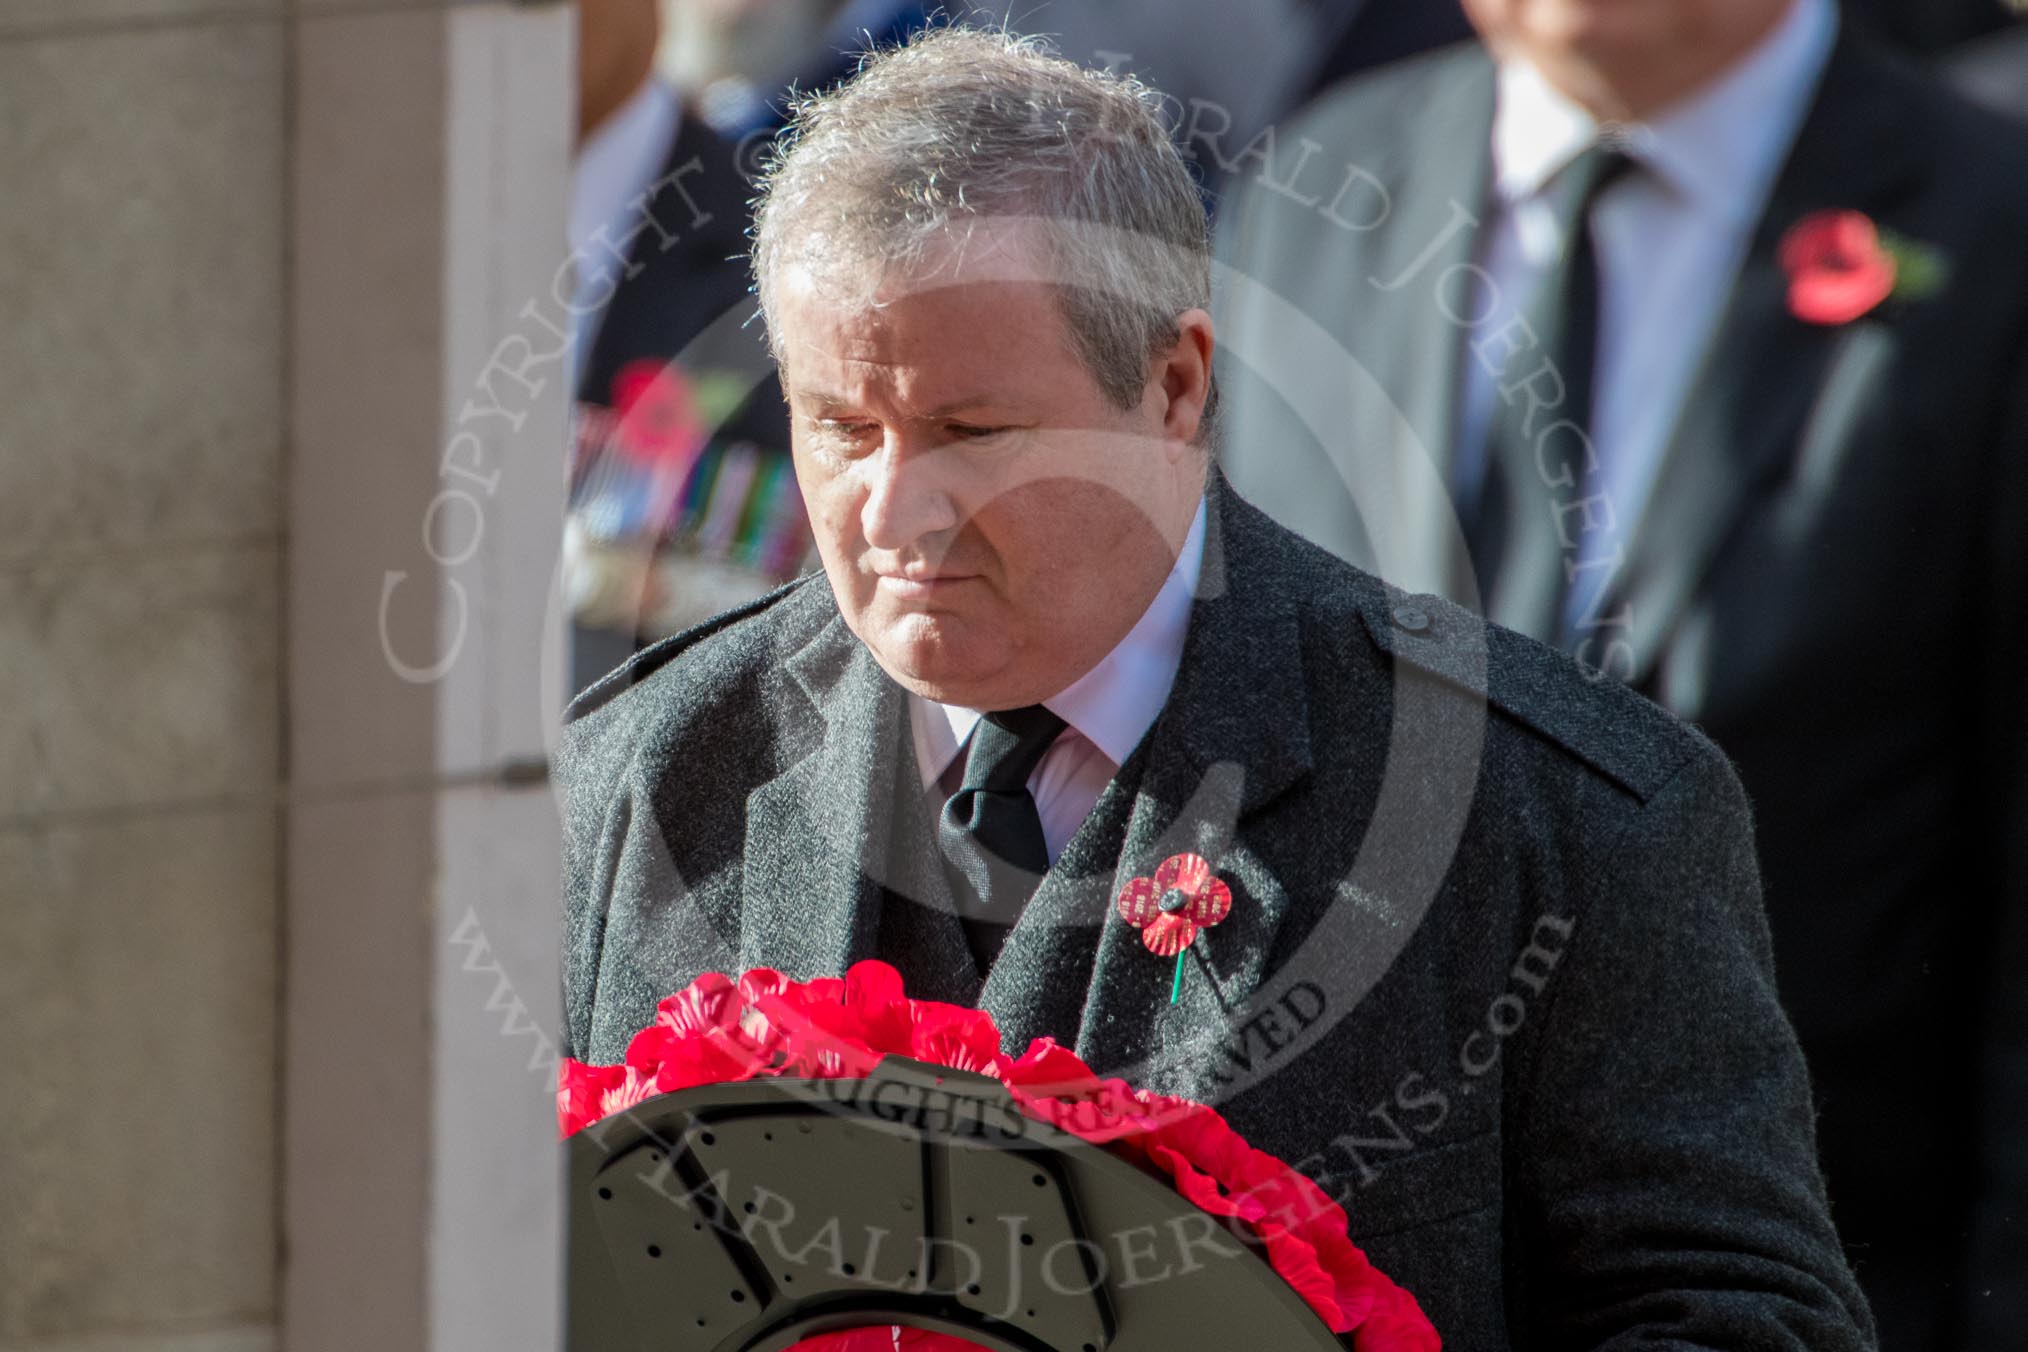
[557,471,1876,1349]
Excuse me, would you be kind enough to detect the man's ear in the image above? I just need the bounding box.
[1158,308,1216,450]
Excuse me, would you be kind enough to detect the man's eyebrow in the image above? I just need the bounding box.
[802,391,1020,418]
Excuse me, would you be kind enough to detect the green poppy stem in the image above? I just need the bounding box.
[1171,951,1185,1005]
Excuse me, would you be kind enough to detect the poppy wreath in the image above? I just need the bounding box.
[559,961,1441,1351]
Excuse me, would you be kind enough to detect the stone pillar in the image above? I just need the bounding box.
[1,2,575,1347]
[0,4,286,1348]
[286,4,573,1352]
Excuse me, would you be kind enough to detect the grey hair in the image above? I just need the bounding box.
[748,24,1218,441]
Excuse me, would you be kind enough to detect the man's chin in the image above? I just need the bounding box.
[872,646,996,708]
[858,621,1021,709]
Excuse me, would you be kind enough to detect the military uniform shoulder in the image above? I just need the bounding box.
[562,572,830,726]
[1347,583,1709,804]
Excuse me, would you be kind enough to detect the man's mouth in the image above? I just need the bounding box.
[874,571,976,598]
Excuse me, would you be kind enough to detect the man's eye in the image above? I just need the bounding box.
[946,424,1007,441]
[814,419,875,440]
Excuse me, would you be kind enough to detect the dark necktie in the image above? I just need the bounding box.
[1467,143,1637,643]
[938,704,1067,972]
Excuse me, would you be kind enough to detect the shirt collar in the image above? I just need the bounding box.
[1492,0,1837,216]
[912,494,1208,787]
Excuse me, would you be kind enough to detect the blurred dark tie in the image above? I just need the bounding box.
[1466,142,1637,643]
[938,704,1067,972]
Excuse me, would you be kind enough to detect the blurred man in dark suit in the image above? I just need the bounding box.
[1841,0,2016,55]
[1950,17,2028,119]
[1214,0,2028,1345]
[968,0,1473,210]
[564,0,818,695]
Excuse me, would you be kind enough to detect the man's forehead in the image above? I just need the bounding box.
[820,216,1064,290]
[774,237,1078,393]
[774,215,1074,322]
[776,270,1060,345]
[778,301,1047,411]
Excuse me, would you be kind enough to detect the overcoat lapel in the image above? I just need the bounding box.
[1064,478,1315,1090]
[1608,37,1924,684]
[874,721,988,1007]
[1358,52,1499,599]
[1221,48,1497,598]
[971,736,1153,1053]
[1383,52,1498,515]
[737,616,903,980]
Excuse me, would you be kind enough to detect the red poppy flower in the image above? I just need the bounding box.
[557,1060,666,1136]
[901,1000,1005,1075]
[1115,852,1233,956]
[609,357,707,464]
[1779,209,1897,326]
[558,962,1441,1351]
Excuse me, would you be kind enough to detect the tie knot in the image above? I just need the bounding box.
[1554,140,1638,222]
[959,704,1067,793]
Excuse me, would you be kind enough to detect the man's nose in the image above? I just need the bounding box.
[859,433,962,552]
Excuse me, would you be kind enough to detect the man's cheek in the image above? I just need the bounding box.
[809,492,863,556]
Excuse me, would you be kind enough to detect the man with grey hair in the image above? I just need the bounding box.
[557,25,1876,1348]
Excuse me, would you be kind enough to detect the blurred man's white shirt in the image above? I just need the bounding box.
[1455,0,1837,628]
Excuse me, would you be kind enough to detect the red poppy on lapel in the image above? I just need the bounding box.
[1779,210,1897,325]
[1116,852,1233,956]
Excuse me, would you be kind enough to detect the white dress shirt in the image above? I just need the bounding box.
[1455,0,1837,629]
[909,495,1209,863]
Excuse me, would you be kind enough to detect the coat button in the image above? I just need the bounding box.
[1391,604,1431,633]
